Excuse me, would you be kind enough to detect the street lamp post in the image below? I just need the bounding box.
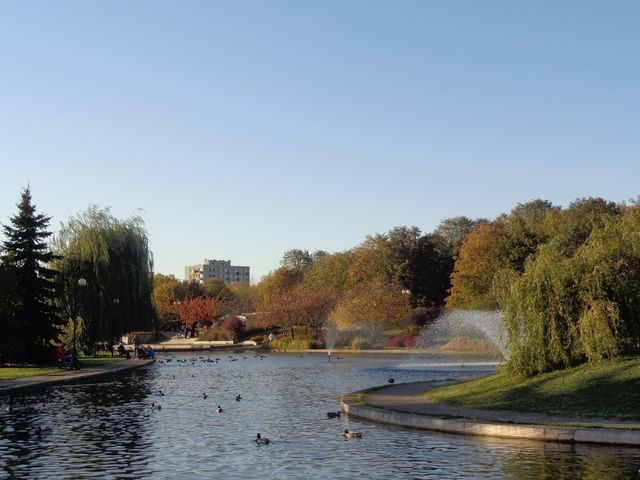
[112,298,120,357]
[74,278,87,369]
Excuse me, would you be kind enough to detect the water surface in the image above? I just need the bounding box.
[1,352,639,479]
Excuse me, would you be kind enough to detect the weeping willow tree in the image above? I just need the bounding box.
[500,204,640,376]
[52,207,156,347]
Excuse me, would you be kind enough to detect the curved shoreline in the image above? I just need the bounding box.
[0,359,155,395]
[341,382,640,447]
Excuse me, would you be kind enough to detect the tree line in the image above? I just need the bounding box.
[0,187,155,364]
[446,197,640,376]
[251,220,480,347]
[3,184,638,376]
[250,197,640,375]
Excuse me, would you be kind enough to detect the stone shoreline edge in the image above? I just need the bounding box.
[0,359,156,395]
[341,390,640,447]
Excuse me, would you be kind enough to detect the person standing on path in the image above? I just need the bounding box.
[133,335,141,358]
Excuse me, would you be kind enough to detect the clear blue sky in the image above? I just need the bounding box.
[1,1,638,281]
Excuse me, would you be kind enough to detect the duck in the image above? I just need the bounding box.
[235,395,242,402]
[343,429,362,439]
[388,378,395,384]
[34,426,52,437]
[159,390,165,396]
[327,411,341,419]
[203,392,208,400]
[255,433,270,445]
[150,402,162,410]
[216,405,223,413]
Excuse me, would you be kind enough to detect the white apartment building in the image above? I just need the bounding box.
[185,259,250,285]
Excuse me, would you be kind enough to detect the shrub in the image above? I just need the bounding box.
[350,337,370,350]
[334,330,354,347]
[439,337,501,356]
[222,317,246,343]
[411,307,442,327]
[385,335,417,348]
[198,326,229,341]
[268,337,320,350]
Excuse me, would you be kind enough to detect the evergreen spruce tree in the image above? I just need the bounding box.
[2,186,61,362]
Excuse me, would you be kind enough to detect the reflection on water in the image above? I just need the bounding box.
[1,353,639,479]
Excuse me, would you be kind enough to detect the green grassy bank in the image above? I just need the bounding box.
[427,358,640,419]
[0,357,125,381]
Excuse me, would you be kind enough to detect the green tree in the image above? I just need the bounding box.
[52,207,155,347]
[1,187,62,362]
[432,216,482,254]
[500,203,640,376]
[401,234,454,308]
[153,274,182,304]
[203,277,234,301]
[500,200,557,272]
[280,249,313,271]
[347,226,421,288]
[183,280,204,299]
[544,197,620,251]
[256,267,303,307]
[227,281,257,314]
[303,251,354,292]
[311,250,329,261]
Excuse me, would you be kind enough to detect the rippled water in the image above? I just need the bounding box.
[1,352,640,479]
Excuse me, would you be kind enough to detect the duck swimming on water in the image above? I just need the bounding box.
[343,429,362,439]
[255,433,270,445]
[216,405,223,413]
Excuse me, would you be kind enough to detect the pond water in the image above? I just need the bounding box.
[1,352,640,479]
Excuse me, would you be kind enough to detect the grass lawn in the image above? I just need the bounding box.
[0,356,125,381]
[78,356,126,367]
[0,366,61,381]
[426,357,640,419]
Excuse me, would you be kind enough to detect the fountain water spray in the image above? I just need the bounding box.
[416,310,508,357]
[324,319,338,359]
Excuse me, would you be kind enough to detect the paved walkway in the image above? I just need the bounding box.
[363,382,640,429]
[0,358,155,394]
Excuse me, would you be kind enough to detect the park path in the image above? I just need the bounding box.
[364,382,640,429]
[0,358,155,394]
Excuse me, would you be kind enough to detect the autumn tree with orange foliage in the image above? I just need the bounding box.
[331,277,412,340]
[299,287,338,339]
[257,285,305,339]
[446,220,507,311]
[168,296,225,328]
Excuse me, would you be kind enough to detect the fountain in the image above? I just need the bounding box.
[415,310,508,358]
[323,319,339,360]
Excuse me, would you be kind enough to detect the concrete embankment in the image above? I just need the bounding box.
[0,359,155,394]
[341,382,640,447]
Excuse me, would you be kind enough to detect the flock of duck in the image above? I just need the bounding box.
[149,353,364,443]
[3,353,365,443]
